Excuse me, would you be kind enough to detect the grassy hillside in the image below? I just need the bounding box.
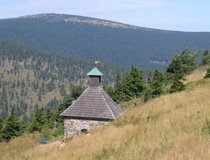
[0,13,210,70]
[0,39,129,121]
[1,67,210,159]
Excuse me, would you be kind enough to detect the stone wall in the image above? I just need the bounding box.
[64,118,110,138]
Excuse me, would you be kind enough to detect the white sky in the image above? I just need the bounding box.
[0,0,210,32]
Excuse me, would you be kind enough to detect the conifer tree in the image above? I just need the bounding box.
[44,108,54,129]
[55,97,74,124]
[200,50,210,66]
[150,69,164,97]
[115,72,122,89]
[0,117,3,131]
[166,48,200,79]
[0,118,3,142]
[146,71,153,86]
[115,65,145,101]
[2,107,21,141]
[30,107,45,132]
[168,55,185,93]
[71,85,82,99]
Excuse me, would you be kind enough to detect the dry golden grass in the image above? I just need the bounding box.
[185,66,208,83]
[1,69,210,160]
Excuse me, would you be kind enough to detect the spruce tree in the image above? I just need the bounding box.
[115,65,145,101]
[0,117,3,131]
[71,85,82,99]
[200,50,210,66]
[55,95,77,124]
[115,72,122,89]
[150,69,164,97]
[168,55,185,93]
[0,118,4,142]
[30,107,45,132]
[2,107,21,141]
[44,108,54,129]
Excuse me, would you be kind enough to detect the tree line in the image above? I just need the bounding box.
[0,39,128,121]
[0,48,210,142]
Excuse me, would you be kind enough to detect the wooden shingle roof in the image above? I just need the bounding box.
[60,86,124,120]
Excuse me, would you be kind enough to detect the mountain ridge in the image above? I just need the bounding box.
[0,13,210,70]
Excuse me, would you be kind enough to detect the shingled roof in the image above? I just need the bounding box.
[60,67,124,120]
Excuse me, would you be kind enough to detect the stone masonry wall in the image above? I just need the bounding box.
[64,118,110,139]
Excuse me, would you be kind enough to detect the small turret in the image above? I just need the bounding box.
[87,67,103,87]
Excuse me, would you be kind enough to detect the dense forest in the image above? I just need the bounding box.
[0,13,210,70]
[1,46,210,143]
[0,39,129,122]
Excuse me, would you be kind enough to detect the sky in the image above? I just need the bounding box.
[0,0,210,32]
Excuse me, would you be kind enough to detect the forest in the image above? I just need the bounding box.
[0,39,129,123]
[0,13,210,70]
[0,42,210,142]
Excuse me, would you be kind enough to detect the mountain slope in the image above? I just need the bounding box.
[0,13,210,70]
[0,39,128,121]
[1,67,210,159]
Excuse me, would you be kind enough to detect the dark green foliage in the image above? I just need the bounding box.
[146,71,153,86]
[1,108,22,142]
[30,107,45,132]
[71,85,83,99]
[0,118,3,130]
[115,72,122,89]
[170,80,185,93]
[115,65,145,102]
[166,48,200,79]
[165,48,200,93]
[143,86,153,102]
[0,39,128,121]
[150,69,164,97]
[167,55,185,93]
[0,14,210,70]
[0,117,4,141]
[55,97,74,124]
[44,108,55,129]
[200,50,210,66]
[55,85,83,124]
[204,68,210,79]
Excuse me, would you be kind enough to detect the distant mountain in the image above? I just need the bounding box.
[0,13,210,69]
[0,39,128,121]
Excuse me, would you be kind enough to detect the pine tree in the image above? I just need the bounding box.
[200,50,210,66]
[0,118,4,142]
[55,97,74,124]
[166,48,200,79]
[146,70,153,86]
[2,107,21,142]
[30,107,45,132]
[115,72,121,89]
[168,55,185,93]
[71,85,82,99]
[150,69,164,97]
[0,117,3,131]
[115,65,145,101]
[44,108,54,129]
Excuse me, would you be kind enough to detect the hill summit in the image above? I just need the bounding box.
[0,13,210,70]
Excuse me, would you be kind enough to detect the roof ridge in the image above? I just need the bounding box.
[60,87,89,116]
[98,86,116,120]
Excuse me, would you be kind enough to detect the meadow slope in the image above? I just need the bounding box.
[1,67,210,160]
